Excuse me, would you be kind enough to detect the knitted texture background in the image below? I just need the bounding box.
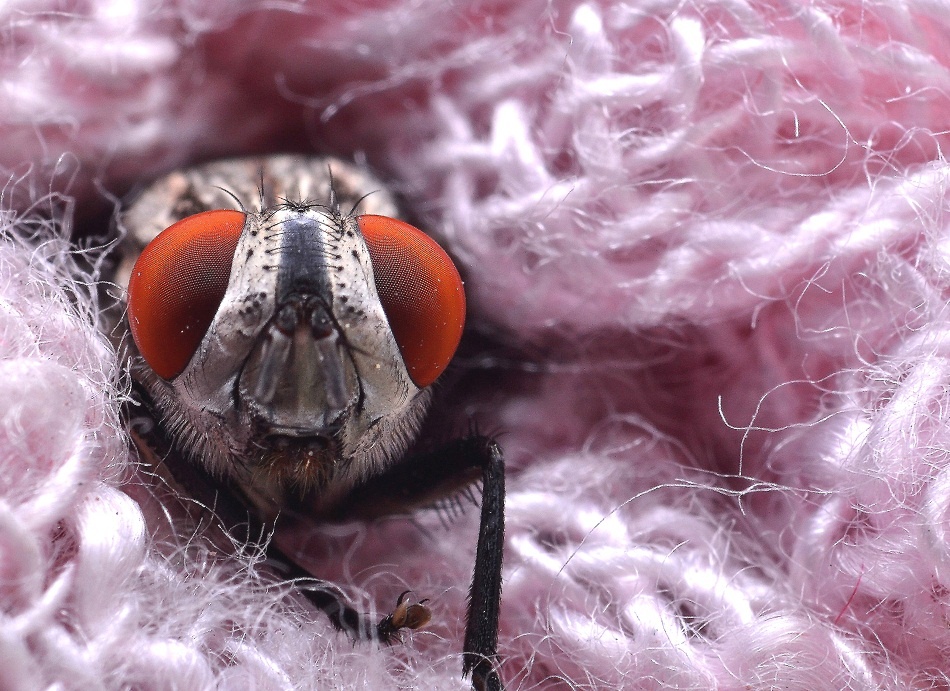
[2,0,950,688]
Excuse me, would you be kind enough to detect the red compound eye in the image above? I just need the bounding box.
[127,210,246,380]
[358,215,466,388]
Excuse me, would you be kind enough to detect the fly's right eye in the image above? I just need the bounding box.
[358,215,466,388]
[127,209,246,380]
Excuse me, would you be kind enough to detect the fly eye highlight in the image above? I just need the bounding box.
[358,215,466,388]
[127,209,246,380]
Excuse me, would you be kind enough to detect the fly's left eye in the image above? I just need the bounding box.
[358,215,466,388]
[127,209,246,380]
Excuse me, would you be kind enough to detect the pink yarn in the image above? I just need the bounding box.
[2,0,949,687]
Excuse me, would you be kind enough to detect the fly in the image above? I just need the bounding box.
[118,155,506,691]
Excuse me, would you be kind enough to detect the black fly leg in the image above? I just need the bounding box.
[338,435,506,691]
[463,442,505,691]
[264,545,431,643]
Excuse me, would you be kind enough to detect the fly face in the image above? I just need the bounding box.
[124,161,463,511]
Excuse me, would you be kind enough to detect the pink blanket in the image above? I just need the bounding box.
[3,1,949,687]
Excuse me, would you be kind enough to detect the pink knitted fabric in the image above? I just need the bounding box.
[3,0,949,688]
